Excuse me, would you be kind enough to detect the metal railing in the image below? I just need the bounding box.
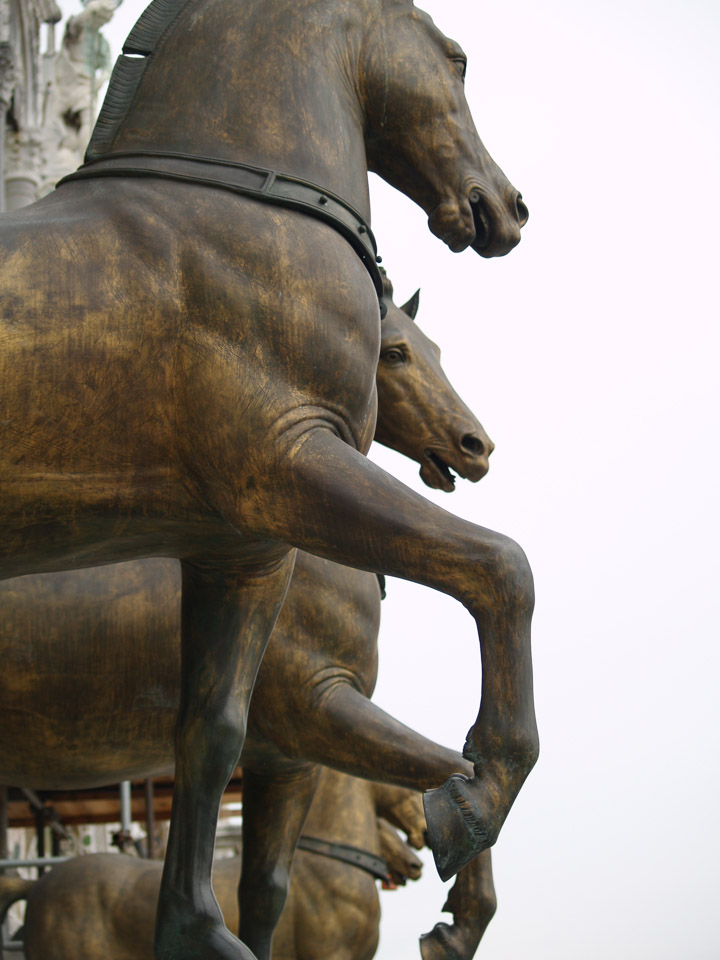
[0,856,71,871]
[0,777,164,959]
[0,778,132,960]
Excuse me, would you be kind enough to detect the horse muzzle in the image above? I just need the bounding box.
[420,433,492,492]
[469,186,528,258]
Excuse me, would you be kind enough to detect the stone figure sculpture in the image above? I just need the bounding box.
[0,280,497,960]
[0,770,430,960]
[0,0,61,209]
[42,0,120,184]
[0,1,535,957]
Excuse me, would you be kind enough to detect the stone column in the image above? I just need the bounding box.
[4,133,43,208]
[0,39,17,212]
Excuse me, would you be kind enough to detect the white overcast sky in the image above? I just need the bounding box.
[72,0,720,957]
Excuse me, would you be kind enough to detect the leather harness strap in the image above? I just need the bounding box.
[57,150,386,307]
[297,834,389,882]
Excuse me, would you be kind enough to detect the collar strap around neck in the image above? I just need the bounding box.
[57,150,385,306]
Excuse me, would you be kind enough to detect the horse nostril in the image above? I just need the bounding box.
[516,193,529,227]
[461,434,485,457]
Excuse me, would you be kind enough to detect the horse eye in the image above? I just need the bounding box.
[451,58,467,81]
[382,348,406,365]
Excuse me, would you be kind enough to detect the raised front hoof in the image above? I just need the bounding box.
[423,776,491,882]
[420,922,475,960]
[155,911,258,960]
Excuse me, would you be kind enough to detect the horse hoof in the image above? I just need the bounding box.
[420,923,461,960]
[155,904,258,960]
[423,776,490,882]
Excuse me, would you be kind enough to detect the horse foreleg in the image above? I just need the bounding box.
[373,781,497,960]
[154,554,296,960]
[420,850,496,960]
[297,681,473,790]
[247,429,538,881]
[306,685,498,958]
[313,685,500,958]
[238,765,320,960]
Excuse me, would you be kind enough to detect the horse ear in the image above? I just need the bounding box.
[400,289,420,320]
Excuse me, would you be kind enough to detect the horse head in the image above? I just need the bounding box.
[81,0,525,265]
[362,1,528,257]
[375,273,493,491]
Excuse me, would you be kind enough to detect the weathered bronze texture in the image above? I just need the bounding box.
[58,154,385,302]
[0,769,433,960]
[0,288,496,960]
[0,0,534,956]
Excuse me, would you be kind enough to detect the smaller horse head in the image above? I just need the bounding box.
[375,273,493,491]
[362,1,528,258]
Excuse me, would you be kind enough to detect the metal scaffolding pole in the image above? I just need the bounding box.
[0,787,7,860]
[145,779,156,859]
[120,781,132,833]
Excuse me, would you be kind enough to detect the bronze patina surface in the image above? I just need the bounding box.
[1,770,434,960]
[0,284,496,960]
[0,0,534,956]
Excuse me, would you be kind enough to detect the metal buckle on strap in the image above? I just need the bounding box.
[260,170,277,193]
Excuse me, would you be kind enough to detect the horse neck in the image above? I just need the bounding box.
[302,768,378,850]
[109,0,372,217]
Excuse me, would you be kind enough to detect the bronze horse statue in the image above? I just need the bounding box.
[0,770,433,960]
[0,280,496,960]
[0,0,535,956]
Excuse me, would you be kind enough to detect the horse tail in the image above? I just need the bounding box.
[0,875,34,924]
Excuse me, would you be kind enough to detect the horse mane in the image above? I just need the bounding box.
[123,0,193,55]
[86,0,194,160]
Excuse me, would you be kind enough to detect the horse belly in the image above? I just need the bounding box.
[0,559,180,789]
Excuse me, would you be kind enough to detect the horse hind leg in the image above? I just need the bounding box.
[240,427,539,881]
[154,553,296,960]
[238,764,320,960]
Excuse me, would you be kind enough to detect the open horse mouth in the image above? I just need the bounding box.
[421,445,490,492]
[423,450,459,492]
